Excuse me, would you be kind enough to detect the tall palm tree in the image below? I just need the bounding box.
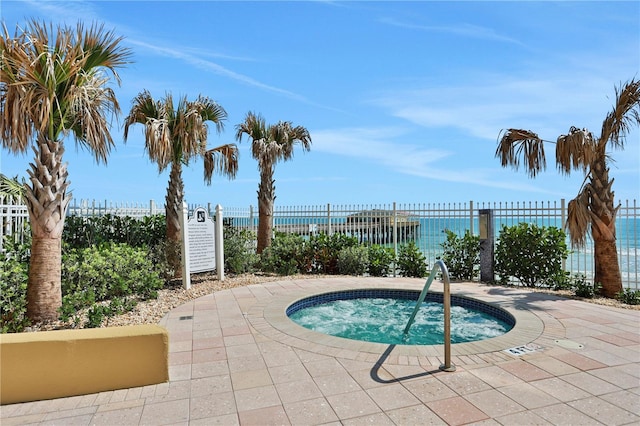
[124,90,238,277]
[236,111,312,254]
[496,78,640,298]
[0,20,131,322]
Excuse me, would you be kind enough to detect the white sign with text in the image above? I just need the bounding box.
[187,207,216,273]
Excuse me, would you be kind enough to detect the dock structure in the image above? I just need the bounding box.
[271,209,420,244]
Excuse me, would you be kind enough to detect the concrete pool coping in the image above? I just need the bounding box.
[249,278,544,362]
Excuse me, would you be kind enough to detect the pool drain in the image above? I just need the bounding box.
[554,339,584,349]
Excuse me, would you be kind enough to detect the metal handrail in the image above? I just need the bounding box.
[404,259,456,372]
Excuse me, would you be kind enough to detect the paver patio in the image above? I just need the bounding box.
[1,277,639,425]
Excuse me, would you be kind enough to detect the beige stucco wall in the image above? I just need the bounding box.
[0,324,169,405]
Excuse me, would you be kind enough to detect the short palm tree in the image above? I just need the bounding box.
[124,90,238,277]
[236,111,312,253]
[496,78,640,298]
[0,20,131,322]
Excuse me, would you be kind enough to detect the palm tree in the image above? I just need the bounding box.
[236,111,312,254]
[124,90,238,277]
[0,20,131,322]
[496,78,640,298]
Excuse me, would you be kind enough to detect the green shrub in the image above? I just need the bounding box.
[223,226,258,274]
[495,223,569,287]
[260,232,308,275]
[397,241,428,278]
[367,245,395,277]
[0,237,30,333]
[617,288,640,305]
[309,233,358,274]
[551,271,573,291]
[63,214,166,249]
[439,230,479,280]
[568,275,601,298]
[337,246,369,276]
[62,243,163,304]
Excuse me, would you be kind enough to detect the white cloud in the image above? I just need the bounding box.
[370,75,632,141]
[379,17,524,46]
[311,127,557,195]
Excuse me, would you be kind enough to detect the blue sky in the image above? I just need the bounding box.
[1,0,639,209]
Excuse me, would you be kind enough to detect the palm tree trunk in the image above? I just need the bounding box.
[589,157,622,297]
[593,236,622,298]
[24,138,70,322]
[165,162,184,278]
[256,169,275,254]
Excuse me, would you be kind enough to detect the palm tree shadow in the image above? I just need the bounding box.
[481,284,573,312]
[370,344,441,383]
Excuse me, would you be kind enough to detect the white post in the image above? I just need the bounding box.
[180,201,191,290]
[215,204,225,281]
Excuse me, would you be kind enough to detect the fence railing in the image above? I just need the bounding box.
[2,197,638,289]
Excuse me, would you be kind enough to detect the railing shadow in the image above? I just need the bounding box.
[369,344,441,384]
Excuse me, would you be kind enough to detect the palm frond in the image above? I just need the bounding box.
[555,126,596,175]
[496,128,546,177]
[566,188,591,248]
[600,78,640,150]
[0,174,26,201]
[0,19,131,155]
[203,143,239,184]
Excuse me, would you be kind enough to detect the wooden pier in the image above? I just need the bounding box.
[270,209,421,244]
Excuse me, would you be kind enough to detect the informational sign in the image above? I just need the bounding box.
[187,207,216,273]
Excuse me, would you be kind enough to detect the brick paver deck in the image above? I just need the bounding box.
[2,277,638,425]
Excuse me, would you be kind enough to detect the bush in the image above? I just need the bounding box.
[337,246,369,276]
[495,223,569,287]
[260,232,308,275]
[0,237,30,333]
[617,288,640,305]
[309,233,358,274]
[61,243,164,327]
[572,276,601,298]
[63,214,166,249]
[367,245,395,277]
[224,226,258,274]
[397,241,428,278]
[439,230,479,280]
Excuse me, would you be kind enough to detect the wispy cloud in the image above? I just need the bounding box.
[127,39,308,102]
[311,127,555,194]
[379,17,524,45]
[16,0,335,110]
[369,75,623,141]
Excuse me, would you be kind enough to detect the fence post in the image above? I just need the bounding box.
[393,201,398,261]
[327,203,331,235]
[215,204,224,282]
[469,200,474,235]
[560,198,566,271]
[180,201,191,290]
[479,208,495,283]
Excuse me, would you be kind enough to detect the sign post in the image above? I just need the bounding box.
[179,202,191,290]
[215,204,225,281]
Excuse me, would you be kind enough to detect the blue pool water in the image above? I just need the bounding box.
[287,290,514,345]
